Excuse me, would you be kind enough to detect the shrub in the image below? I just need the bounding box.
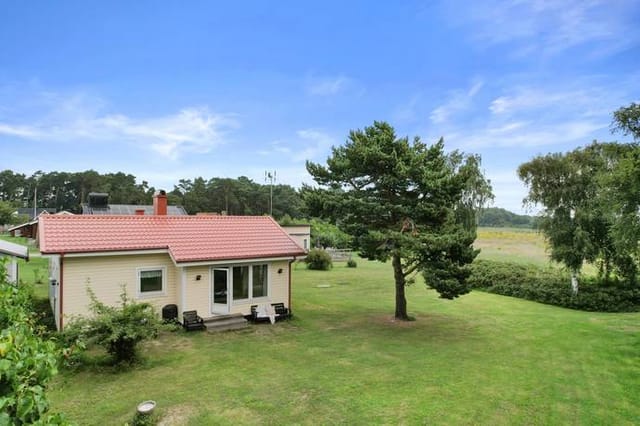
[63,286,159,365]
[347,259,357,268]
[468,260,640,312]
[305,248,333,270]
[0,262,68,424]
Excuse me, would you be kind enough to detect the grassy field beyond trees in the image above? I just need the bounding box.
[48,256,639,424]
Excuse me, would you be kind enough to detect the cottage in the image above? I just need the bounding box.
[38,192,305,330]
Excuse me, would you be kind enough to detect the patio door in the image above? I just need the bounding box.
[212,268,230,314]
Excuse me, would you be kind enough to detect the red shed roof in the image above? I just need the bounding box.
[38,215,305,263]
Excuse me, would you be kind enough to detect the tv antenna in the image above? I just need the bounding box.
[265,170,276,216]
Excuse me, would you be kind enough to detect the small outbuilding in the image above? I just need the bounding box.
[0,239,29,284]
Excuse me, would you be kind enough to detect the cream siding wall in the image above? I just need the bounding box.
[184,260,291,316]
[282,225,311,251]
[62,254,177,325]
[183,265,210,315]
[61,255,291,326]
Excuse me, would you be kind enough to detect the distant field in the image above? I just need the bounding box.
[474,227,549,265]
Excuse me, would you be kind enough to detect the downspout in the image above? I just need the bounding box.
[288,257,296,314]
[59,253,64,330]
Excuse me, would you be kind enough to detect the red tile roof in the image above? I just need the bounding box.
[39,215,306,263]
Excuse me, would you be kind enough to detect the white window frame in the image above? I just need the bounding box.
[137,266,167,298]
[230,263,270,303]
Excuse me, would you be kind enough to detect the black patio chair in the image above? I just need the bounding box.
[182,310,205,331]
[271,303,291,320]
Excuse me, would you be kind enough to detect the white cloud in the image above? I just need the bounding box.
[453,120,605,149]
[307,75,351,96]
[430,80,483,124]
[293,129,335,162]
[257,140,292,157]
[253,129,336,164]
[489,88,597,116]
[0,123,42,138]
[0,89,238,160]
[448,0,639,57]
[484,170,535,214]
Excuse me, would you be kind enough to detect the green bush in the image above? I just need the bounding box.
[0,262,68,424]
[63,286,159,365]
[468,260,640,312]
[305,249,333,270]
[346,259,357,268]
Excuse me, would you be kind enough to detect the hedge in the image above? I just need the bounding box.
[467,260,640,312]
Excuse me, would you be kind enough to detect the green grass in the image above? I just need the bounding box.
[49,260,640,425]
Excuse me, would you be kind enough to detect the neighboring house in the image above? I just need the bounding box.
[8,210,74,239]
[281,225,311,252]
[38,192,306,330]
[16,207,56,221]
[0,239,29,284]
[81,191,187,215]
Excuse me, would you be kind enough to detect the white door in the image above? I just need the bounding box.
[212,268,230,314]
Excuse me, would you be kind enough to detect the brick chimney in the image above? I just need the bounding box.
[153,190,168,215]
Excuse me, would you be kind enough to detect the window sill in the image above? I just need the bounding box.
[137,291,166,299]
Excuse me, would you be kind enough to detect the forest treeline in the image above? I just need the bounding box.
[0,169,303,218]
[477,207,535,228]
[0,169,534,229]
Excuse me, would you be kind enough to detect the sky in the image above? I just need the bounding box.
[1,0,639,214]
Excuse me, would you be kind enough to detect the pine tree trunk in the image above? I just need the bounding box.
[392,253,409,320]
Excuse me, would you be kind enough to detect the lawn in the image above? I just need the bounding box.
[48,259,639,425]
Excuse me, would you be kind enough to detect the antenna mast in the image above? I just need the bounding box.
[265,170,276,216]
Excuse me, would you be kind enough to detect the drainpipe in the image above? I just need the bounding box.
[288,257,296,315]
[59,253,64,330]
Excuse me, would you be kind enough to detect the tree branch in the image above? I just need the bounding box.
[402,261,420,277]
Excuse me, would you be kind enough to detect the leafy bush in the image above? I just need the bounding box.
[308,218,352,249]
[468,260,640,312]
[63,286,159,365]
[0,262,68,424]
[346,259,357,268]
[305,248,333,270]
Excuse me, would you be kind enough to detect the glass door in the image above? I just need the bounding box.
[212,268,230,314]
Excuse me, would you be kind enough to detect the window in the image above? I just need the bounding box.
[138,268,165,296]
[231,264,269,301]
[252,264,268,298]
[233,266,249,299]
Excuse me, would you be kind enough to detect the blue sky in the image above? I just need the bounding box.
[1,0,638,214]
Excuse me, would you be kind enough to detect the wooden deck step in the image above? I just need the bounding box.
[202,313,248,332]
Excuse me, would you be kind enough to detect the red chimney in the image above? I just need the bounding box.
[153,190,168,215]
[135,209,145,216]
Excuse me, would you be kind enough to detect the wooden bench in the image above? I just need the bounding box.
[182,310,205,331]
[271,302,291,320]
[250,303,291,323]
